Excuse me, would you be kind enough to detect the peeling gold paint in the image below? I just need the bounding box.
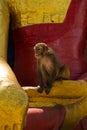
[8,0,71,29]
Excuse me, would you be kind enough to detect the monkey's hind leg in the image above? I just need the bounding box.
[58,64,70,80]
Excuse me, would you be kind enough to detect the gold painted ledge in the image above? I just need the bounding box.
[23,80,87,107]
[23,80,87,130]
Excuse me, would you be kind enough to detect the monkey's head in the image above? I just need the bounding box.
[34,42,48,59]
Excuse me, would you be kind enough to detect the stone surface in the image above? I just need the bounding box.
[0,79,28,130]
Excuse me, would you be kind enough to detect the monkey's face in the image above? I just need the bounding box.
[34,43,48,59]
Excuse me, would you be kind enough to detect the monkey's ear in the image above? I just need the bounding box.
[44,44,48,51]
[33,46,35,50]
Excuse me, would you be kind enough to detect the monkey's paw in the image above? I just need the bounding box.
[37,87,44,93]
[45,88,50,95]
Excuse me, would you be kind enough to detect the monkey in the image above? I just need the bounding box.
[34,42,70,94]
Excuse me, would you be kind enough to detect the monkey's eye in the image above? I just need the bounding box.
[37,48,41,51]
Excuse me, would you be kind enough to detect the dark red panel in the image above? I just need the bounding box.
[24,106,66,130]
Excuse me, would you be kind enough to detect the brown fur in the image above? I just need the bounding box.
[34,42,70,94]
